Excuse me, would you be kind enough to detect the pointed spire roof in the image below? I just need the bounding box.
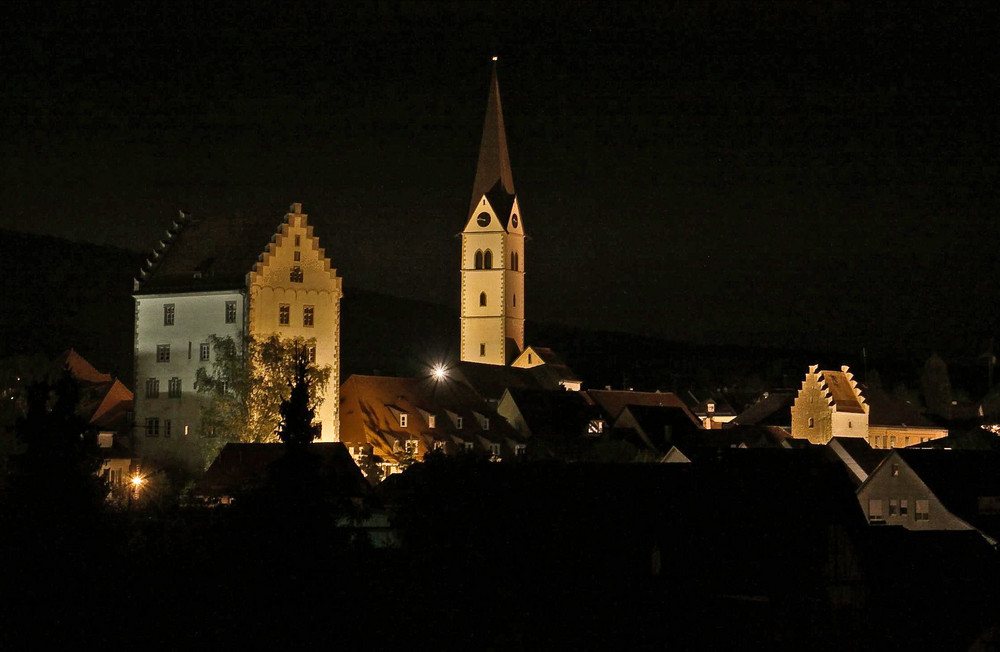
[469,60,515,218]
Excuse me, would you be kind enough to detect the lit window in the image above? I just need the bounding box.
[434,441,446,451]
[464,441,473,452]
[480,292,487,307]
[587,419,605,435]
[916,499,930,521]
[303,305,314,327]
[290,267,303,283]
[279,304,290,325]
[294,251,301,262]
[892,464,899,476]
[404,439,417,455]
[428,415,436,428]
[145,378,159,399]
[156,345,170,363]
[200,343,210,361]
[399,413,408,428]
[483,250,493,269]
[164,303,175,326]
[225,301,237,324]
[145,417,160,437]
[479,343,486,357]
[489,443,501,460]
[168,377,181,398]
[164,419,172,438]
[475,250,484,269]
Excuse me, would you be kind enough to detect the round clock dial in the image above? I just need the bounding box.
[511,214,519,228]
[476,212,491,227]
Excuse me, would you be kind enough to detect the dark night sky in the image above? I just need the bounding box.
[2,1,998,355]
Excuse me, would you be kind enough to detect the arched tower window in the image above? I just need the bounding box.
[483,250,493,269]
[808,417,815,428]
[474,250,484,270]
[479,292,487,307]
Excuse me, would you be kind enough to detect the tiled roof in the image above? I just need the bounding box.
[819,370,865,414]
[197,442,368,498]
[861,384,937,427]
[587,389,698,425]
[730,390,796,427]
[135,210,285,294]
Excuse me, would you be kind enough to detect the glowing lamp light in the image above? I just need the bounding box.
[432,365,448,381]
[131,475,144,488]
[492,56,498,62]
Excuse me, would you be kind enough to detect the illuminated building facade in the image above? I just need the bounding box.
[460,62,525,366]
[790,365,870,444]
[133,203,341,468]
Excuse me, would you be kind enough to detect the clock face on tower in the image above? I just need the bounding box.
[476,212,491,227]
[511,214,518,228]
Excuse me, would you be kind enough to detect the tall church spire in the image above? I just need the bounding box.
[469,59,515,217]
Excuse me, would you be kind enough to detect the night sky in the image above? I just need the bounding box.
[3,1,998,355]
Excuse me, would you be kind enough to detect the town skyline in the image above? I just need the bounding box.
[2,2,998,353]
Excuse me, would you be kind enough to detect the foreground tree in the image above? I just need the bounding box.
[277,346,320,448]
[194,335,332,443]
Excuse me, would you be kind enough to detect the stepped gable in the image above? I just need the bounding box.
[817,368,866,414]
[135,210,284,294]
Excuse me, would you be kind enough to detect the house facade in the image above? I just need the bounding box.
[133,203,342,469]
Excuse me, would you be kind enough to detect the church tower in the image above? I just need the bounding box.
[460,60,525,366]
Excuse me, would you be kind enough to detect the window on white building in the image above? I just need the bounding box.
[168,377,181,398]
[164,419,172,438]
[145,378,159,399]
[303,305,314,327]
[145,418,160,437]
[279,304,290,325]
[156,345,170,362]
[164,303,175,326]
[200,342,210,361]
[225,301,237,324]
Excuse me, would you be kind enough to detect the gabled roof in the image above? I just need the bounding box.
[469,63,515,219]
[729,390,796,427]
[615,404,703,453]
[826,437,889,485]
[861,384,938,428]
[339,374,523,461]
[135,209,285,294]
[452,361,565,402]
[818,369,866,414]
[502,387,599,440]
[48,349,112,385]
[197,442,368,499]
[586,389,698,425]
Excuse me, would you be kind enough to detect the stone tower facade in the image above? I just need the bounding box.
[790,364,870,444]
[460,62,525,366]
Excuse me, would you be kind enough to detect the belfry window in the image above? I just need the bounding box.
[479,292,487,307]
[475,250,484,269]
[483,250,493,269]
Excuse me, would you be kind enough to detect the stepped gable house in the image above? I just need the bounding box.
[133,203,342,468]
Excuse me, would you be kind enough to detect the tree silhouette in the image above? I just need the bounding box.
[277,345,320,449]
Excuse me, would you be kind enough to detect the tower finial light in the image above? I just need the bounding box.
[492,56,498,62]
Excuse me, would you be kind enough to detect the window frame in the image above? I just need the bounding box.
[156,344,170,363]
[303,305,315,327]
[279,304,290,326]
[225,301,237,324]
[164,303,175,326]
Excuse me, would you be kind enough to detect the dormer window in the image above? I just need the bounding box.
[399,413,408,428]
[456,417,463,430]
[404,439,417,455]
[483,417,490,431]
[707,402,715,414]
[428,415,436,428]
[464,441,473,452]
[290,267,304,283]
[489,443,501,460]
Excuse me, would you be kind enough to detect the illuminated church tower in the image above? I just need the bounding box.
[460,60,525,366]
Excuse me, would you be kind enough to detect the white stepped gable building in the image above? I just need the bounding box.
[460,62,526,366]
[790,365,869,444]
[133,203,342,468]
